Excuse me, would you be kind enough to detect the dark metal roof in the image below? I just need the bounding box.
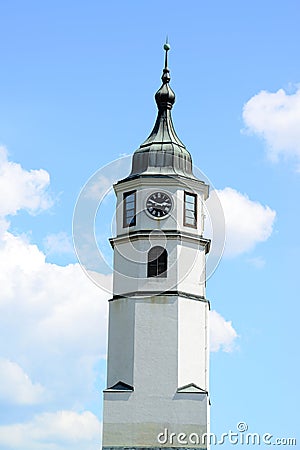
[127,43,197,180]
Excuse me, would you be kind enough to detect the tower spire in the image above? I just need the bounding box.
[126,42,197,180]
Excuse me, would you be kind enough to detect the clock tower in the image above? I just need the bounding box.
[102,44,210,450]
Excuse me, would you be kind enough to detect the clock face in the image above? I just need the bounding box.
[146,191,172,218]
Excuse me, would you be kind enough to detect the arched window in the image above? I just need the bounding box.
[147,246,167,278]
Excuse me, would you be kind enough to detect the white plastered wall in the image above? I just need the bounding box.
[103,295,209,448]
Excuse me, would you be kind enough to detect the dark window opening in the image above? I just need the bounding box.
[147,246,168,278]
[184,191,197,228]
[123,191,136,227]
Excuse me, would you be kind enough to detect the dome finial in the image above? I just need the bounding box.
[164,37,170,71]
[155,40,175,110]
[162,38,171,84]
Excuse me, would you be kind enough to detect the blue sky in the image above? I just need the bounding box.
[0,0,299,448]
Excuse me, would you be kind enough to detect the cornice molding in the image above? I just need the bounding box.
[114,174,209,199]
[110,229,211,253]
[110,291,210,306]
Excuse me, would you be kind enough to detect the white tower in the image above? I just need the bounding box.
[102,44,210,450]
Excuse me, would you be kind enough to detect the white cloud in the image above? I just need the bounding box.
[0,148,111,408]
[83,174,113,200]
[0,358,46,405]
[247,256,266,269]
[0,146,53,217]
[43,232,74,255]
[0,227,111,406]
[243,86,300,166]
[210,310,238,352]
[81,155,131,201]
[0,410,101,450]
[216,187,276,257]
